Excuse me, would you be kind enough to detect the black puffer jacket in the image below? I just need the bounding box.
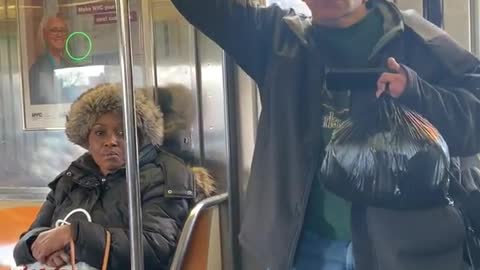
[13,144,207,270]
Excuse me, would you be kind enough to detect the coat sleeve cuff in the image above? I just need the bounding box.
[398,64,423,111]
[69,220,106,267]
[70,220,80,243]
[13,227,50,265]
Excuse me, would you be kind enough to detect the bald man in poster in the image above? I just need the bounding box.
[29,16,70,105]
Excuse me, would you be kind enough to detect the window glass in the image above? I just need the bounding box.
[0,0,147,196]
[266,0,311,16]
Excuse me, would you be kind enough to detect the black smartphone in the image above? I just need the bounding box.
[325,68,385,92]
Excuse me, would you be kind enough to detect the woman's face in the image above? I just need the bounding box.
[88,112,126,175]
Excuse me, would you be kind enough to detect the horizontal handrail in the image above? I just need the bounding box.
[169,192,229,270]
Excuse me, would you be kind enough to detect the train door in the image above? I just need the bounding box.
[396,0,473,51]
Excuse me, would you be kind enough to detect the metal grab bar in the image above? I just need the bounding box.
[170,192,229,270]
[114,0,144,269]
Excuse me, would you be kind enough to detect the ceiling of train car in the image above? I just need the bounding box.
[0,0,16,20]
[0,0,179,22]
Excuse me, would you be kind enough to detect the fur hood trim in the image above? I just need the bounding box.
[191,166,216,197]
[65,84,164,148]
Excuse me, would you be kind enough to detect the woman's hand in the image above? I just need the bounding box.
[31,225,72,263]
[45,250,70,268]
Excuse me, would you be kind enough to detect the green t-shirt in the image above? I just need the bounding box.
[302,7,384,240]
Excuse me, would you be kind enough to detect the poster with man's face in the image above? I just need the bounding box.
[28,17,70,106]
[19,0,143,130]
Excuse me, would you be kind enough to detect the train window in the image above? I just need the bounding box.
[151,1,201,159]
[266,0,311,16]
[0,0,149,199]
[395,0,423,14]
[443,1,471,51]
[473,0,480,55]
[153,2,196,88]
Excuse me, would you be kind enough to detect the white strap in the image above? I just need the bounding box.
[55,208,92,227]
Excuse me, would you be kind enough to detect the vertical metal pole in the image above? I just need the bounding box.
[140,0,156,89]
[223,53,241,270]
[471,0,479,55]
[114,0,144,269]
[192,29,206,163]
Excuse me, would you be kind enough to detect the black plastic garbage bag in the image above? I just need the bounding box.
[320,96,451,209]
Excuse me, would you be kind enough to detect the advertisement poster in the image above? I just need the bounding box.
[19,0,142,130]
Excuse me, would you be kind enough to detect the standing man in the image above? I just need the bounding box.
[29,16,70,105]
[172,0,480,269]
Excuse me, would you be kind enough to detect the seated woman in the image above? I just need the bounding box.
[13,83,214,269]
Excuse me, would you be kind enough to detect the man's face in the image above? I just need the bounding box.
[304,0,365,22]
[43,18,68,51]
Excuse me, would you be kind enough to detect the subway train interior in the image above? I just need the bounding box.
[0,0,479,269]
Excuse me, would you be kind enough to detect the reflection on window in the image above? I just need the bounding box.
[54,65,145,101]
[266,0,311,16]
[55,65,105,89]
[475,0,480,55]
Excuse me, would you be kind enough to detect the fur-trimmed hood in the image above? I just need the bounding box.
[65,83,215,197]
[66,83,164,148]
[191,166,216,198]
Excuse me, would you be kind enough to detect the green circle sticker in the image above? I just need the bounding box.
[65,32,92,62]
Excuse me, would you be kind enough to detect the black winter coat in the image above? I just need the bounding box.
[14,145,197,270]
